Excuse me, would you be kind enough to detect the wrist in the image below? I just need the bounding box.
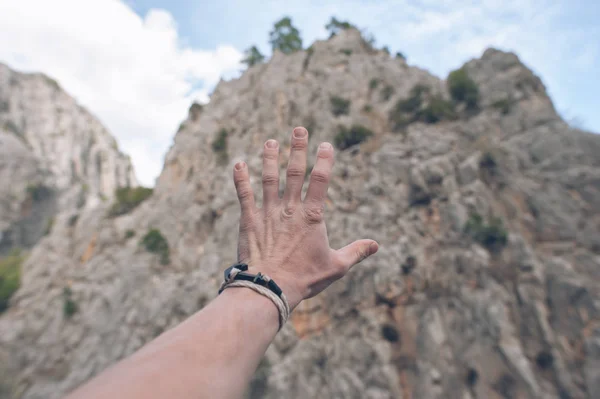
[273,280,303,310]
[244,266,304,311]
[219,287,280,331]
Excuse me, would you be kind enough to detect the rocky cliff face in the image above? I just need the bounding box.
[1,29,599,399]
[0,63,136,254]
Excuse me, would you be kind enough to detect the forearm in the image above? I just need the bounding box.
[66,288,279,399]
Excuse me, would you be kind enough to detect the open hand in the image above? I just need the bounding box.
[232,126,379,310]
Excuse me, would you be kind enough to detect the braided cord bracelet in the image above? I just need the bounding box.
[219,264,290,330]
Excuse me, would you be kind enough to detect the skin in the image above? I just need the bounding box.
[66,126,378,399]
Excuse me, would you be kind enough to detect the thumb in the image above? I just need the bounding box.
[334,239,379,270]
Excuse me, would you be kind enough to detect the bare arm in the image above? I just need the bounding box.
[66,127,378,399]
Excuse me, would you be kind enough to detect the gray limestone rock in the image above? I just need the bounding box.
[0,63,136,254]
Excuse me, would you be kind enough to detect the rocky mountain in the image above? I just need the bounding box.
[0,63,136,254]
[1,28,599,399]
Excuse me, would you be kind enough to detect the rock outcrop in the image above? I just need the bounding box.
[1,29,599,399]
[0,63,136,254]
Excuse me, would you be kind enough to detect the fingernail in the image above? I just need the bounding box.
[369,242,379,255]
[293,127,307,138]
[235,162,245,171]
[319,142,332,150]
[266,139,278,149]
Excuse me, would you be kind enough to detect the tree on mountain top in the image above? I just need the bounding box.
[241,46,265,67]
[325,17,356,37]
[269,17,303,54]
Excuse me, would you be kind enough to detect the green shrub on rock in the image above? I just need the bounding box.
[464,213,508,252]
[44,217,55,236]
[212,128,228,152]
[0,250,23,313]
[390,85,429,130]
[491,98,512,114]
[141,229,170,265]
[417,96,456,124]
[26,183,52,202]
[381,85,395,101]
[212,128,229,165]
[334,125,374,150]
[330,96,351,116]
[390,84,455,130]
[108,187,153,217]
[447,67,479,109]
[62,287,78,319]
[395,85,427,114]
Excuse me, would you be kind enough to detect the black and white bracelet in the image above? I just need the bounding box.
[219,263,290,330]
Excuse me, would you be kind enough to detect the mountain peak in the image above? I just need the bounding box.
[0,63,136,253]
[465,47,552,108]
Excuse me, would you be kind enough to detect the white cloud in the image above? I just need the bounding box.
[0,0,243,186]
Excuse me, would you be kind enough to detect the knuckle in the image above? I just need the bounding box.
[262,173,279,186]
[291,140,307,150]
[303,206,324,224]
[237,187,253,202]
[281,203,296,219]
[287,167,305,179]
[310,170,330,185]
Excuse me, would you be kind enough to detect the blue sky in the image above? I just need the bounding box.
[1,0,598,186]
